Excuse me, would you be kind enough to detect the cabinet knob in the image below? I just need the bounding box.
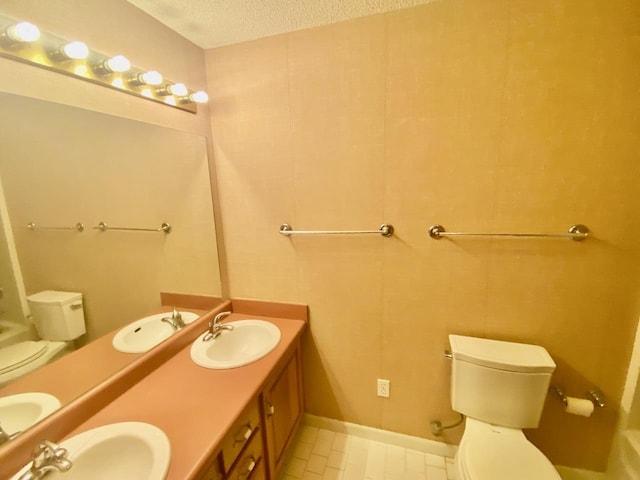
[265,401,275,417]
[233,424,253,445]
[240,456,257,477]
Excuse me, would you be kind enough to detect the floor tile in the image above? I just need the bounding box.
[281,425,455,480]
[300,426,320,444]
[313,437,334,456]
[426,465,448,480]
[302,472,323,480]
[425,453,446,468]
[293,442,314,460]
[307,454,329,474]
[327,450,348,470]
[323,466,344,480]
[406,449,426,473]
[287,457,308,478]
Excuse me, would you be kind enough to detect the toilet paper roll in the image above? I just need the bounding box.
[564,397,594,417]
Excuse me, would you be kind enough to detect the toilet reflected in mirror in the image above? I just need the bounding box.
[0,90,222,437]
[0,291,85,388]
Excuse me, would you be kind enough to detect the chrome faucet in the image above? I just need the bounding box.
[18,440,72,480]
[0,421,21,445]
[161,307,185,331]
[203,311,233,342]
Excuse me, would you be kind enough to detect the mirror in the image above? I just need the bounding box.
[0,91,222,434]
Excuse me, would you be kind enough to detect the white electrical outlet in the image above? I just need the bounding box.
[377,378,390,398]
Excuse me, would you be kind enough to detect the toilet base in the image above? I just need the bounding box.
[456,417,561,480]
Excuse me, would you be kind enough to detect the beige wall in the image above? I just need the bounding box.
[207,0,640,471]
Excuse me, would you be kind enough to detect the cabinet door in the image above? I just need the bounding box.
[263,348,302,478]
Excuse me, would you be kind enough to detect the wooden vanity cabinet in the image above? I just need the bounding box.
[197,399,264,480]
[195,339,303,480]
[261,342,303,479]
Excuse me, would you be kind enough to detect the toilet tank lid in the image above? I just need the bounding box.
[449,335,556,373]
[27,290,82,305]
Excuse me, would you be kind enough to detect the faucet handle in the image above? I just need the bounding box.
[171,307,182,321]
[213,311,232,325]
[31,441,71,470]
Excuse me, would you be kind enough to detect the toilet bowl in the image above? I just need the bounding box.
[0,340,71,388]
[449,334,561,480]
[0,291,85,387]
[456,417,561,480]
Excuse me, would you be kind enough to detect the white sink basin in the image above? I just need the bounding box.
[0,392,60,436]
[190,320,281,369]
[11,422,170,480]
[112,311,199,353]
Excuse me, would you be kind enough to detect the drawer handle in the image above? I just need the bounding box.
[233,424,253,445]
[240,456,257,477]
[265,401,275,417]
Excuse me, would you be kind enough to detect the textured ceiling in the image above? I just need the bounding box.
[127,0,437,49]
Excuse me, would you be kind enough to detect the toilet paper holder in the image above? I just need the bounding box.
[550,385,605,408]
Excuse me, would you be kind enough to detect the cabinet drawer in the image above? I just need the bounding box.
[200,459,223,480]
[227,430,265,480]
[221,400,261,472]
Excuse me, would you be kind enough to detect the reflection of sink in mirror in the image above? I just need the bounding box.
[0,89,222,441]
[190,320,281,369]
[0,291,86,388]
[112,311,200,354]
[0,392,61,439]
[10,422,171,480]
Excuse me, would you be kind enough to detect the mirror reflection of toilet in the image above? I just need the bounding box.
[449,334,562,480]
[0,291,86,388]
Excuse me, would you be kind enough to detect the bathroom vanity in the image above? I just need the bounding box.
[0,298,307,480]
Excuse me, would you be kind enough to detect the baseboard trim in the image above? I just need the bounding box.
[302,413,458,458]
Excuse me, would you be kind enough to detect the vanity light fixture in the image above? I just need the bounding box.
[189,91,209,104]
[158,82,188,97]
[51,40,89,60]
[130,70,163,86]
[0,14,208,113]
[97,54,131,74]
[5,21,40,43]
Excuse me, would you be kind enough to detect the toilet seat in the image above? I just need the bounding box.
[0,340,69,388]
[0,341,48,374]
[457,418,562,480]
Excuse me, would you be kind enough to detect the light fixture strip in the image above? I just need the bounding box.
[0,14,208,114]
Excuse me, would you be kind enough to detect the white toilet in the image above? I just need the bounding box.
[0,291,86,387]
[449,334,562,480]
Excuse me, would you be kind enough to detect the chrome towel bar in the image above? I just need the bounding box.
[428,224,589,242]
[279,224,394,237]
[27,222,84,232]
[93,222,171,233]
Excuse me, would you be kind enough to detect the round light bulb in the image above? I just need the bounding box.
[6,22,41,43]
[104,55,131,73]
[139,70,163,86]
[61,41,89,60]
[167,83,188,96]
[189,91,209,103]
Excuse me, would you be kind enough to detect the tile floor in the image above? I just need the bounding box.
[279,424,459,480]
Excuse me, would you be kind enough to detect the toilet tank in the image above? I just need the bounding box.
[449,335,556,428]
[27,290,86,341]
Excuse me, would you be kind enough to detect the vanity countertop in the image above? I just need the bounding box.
[64,311,306,479]
[0,306,208,404]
